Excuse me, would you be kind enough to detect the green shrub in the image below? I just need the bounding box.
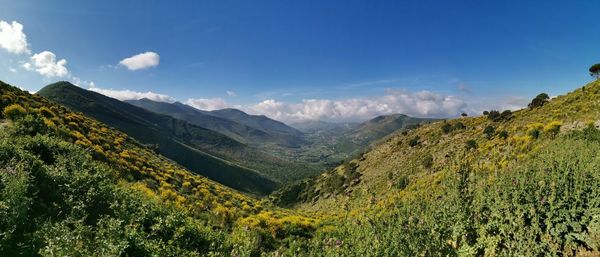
[483,126,495,139]
[465,140,477,150]
[408,136,420,147]
[422,154,434,169]
[441,123,452,134]
[2,104,26,120]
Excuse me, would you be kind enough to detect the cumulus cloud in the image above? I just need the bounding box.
[245,89,469,123]
[0,20,30,54]
[89,87,175,102]
[119,52,160,70]
[23,51,69,78]
[185,98,231,111]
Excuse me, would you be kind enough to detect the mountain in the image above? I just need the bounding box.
[126,98,304,147]
[209,108,306,147]
[344,113,437,146]
[268,80,600,254]
[37,81,276,194]
[4,78,600,255]
[285,114,435,168]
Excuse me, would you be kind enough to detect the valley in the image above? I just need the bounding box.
[2,78,600,256]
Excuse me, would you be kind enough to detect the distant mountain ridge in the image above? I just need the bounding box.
[126,98,277,145]
[37,81,277,194]
[208,108,306,147]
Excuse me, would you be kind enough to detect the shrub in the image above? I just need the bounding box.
[408,136,420,147]
[452,122,466,130]
[465,140,477,150]
[486,110,501,121]
[396,175,410,190]
[500,110,513,120]
[461,113,468,117]
[483,126,495,139]
[2,104,26,120]
[38,107,56,118]
[544,121,562,138]
[422,154,434,169]
[483,110,489,115]
[498,130,509,140]
[441,123,452,134]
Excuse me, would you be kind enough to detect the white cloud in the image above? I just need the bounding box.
[89,87,175,103]
[245,89,470,123]
[226,90,237,97]
[0,20,30,54]
[185,98,231,111]
[119,52,160,70]
[23,51,69,78]
[9,68,17,73]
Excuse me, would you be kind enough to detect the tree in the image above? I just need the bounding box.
[487,110,501,122]
[461,113,468,117]
[483,111,489,115]
[528,93,549,108]
[500,110,513,121]
[590,63,600,80]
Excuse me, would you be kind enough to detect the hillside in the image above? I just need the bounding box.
[267,80,600,255]
[37,82,277,195]
[3,79,600,256]
[126,99,279,145]
[209,108,306,147]
[276,114,434,171]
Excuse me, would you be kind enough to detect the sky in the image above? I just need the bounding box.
[0,0,599,123]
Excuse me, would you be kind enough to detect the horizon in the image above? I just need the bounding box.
[1,0,599,122]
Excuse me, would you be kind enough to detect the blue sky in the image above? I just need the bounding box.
[1,0,599,122]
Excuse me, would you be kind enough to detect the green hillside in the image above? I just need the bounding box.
[274,114,434,172]
[209,108,306,147]
[126,99,277,145]
[3,78,600,256]
[37,82,279,194]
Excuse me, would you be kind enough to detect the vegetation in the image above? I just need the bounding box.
[529,93,550,108]
[4,78,600,256]
[590,63,600,79]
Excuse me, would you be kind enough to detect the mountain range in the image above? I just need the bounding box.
[2,78,600,255]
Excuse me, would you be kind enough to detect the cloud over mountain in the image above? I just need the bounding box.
[88,87,175,102]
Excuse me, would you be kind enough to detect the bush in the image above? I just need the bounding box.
[441,123,452,134]
[422,154,434,169]
[544,121,562,138]
[465,140,477,150]
[498,130,508,140]
[452,122,466,130]
[408,136,420,147]
[486,110,501,121]
[2,104,26,120]
[500,110,513,120]
[483,126,495,139]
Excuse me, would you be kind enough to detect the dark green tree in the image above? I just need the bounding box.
[590,63,600,80]
[528,93,549,108]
